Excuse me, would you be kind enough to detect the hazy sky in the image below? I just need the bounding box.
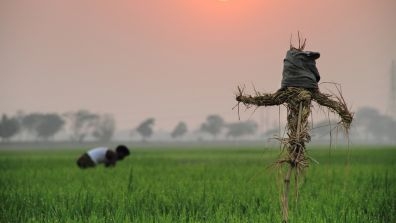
[1,0,395,130]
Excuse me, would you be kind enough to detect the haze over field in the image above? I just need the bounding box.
[1,0,396,130]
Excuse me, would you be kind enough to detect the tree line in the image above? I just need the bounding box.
[3,107,391,143]
[262,107,396,144]
[0,110,116,143]
[309,107,396,144]
[133,115,258,141]
[0,111,259,142]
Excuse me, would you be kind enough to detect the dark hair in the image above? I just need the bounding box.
[116,145,130,157]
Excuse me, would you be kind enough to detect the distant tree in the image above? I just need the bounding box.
[36,114,65,140]
[15,110,26,141]
[136,118,155,141]
[226,121,258,139]
[171,121,188,139]
[64,110,99,143]
[92,114,116,143]
[21,113,64,141]
[200,115,225,139]
[263,128,280,138]
[22,113,42,137]
[355,107,379,129]
[0,115,20,142]
[310,119,340,140]
[354,107,396,143]
[364,114,396,143]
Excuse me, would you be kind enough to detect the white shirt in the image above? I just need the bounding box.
[87,147,108,164]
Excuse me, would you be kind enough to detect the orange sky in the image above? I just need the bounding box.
[1,0,396,130]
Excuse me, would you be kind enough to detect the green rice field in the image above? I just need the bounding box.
[1,146,395,223]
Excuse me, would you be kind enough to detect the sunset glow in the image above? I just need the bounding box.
[184,0,266,24]
[1,0,395,130]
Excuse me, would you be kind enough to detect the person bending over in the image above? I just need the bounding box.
[76,145,130,168]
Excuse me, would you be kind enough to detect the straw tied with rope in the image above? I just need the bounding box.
[235,35,353,223]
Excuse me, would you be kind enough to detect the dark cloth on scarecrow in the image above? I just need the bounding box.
[281,49,321,89]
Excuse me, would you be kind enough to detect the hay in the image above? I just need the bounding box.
[235,86,353,223]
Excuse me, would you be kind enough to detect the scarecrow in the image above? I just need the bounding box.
[235,35,353,223]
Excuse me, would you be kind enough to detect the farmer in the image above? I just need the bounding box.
[76,145,130,168]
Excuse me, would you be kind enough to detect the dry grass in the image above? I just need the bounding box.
[235,86,353,223]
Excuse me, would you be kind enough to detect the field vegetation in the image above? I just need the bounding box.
[1,146,395,222]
